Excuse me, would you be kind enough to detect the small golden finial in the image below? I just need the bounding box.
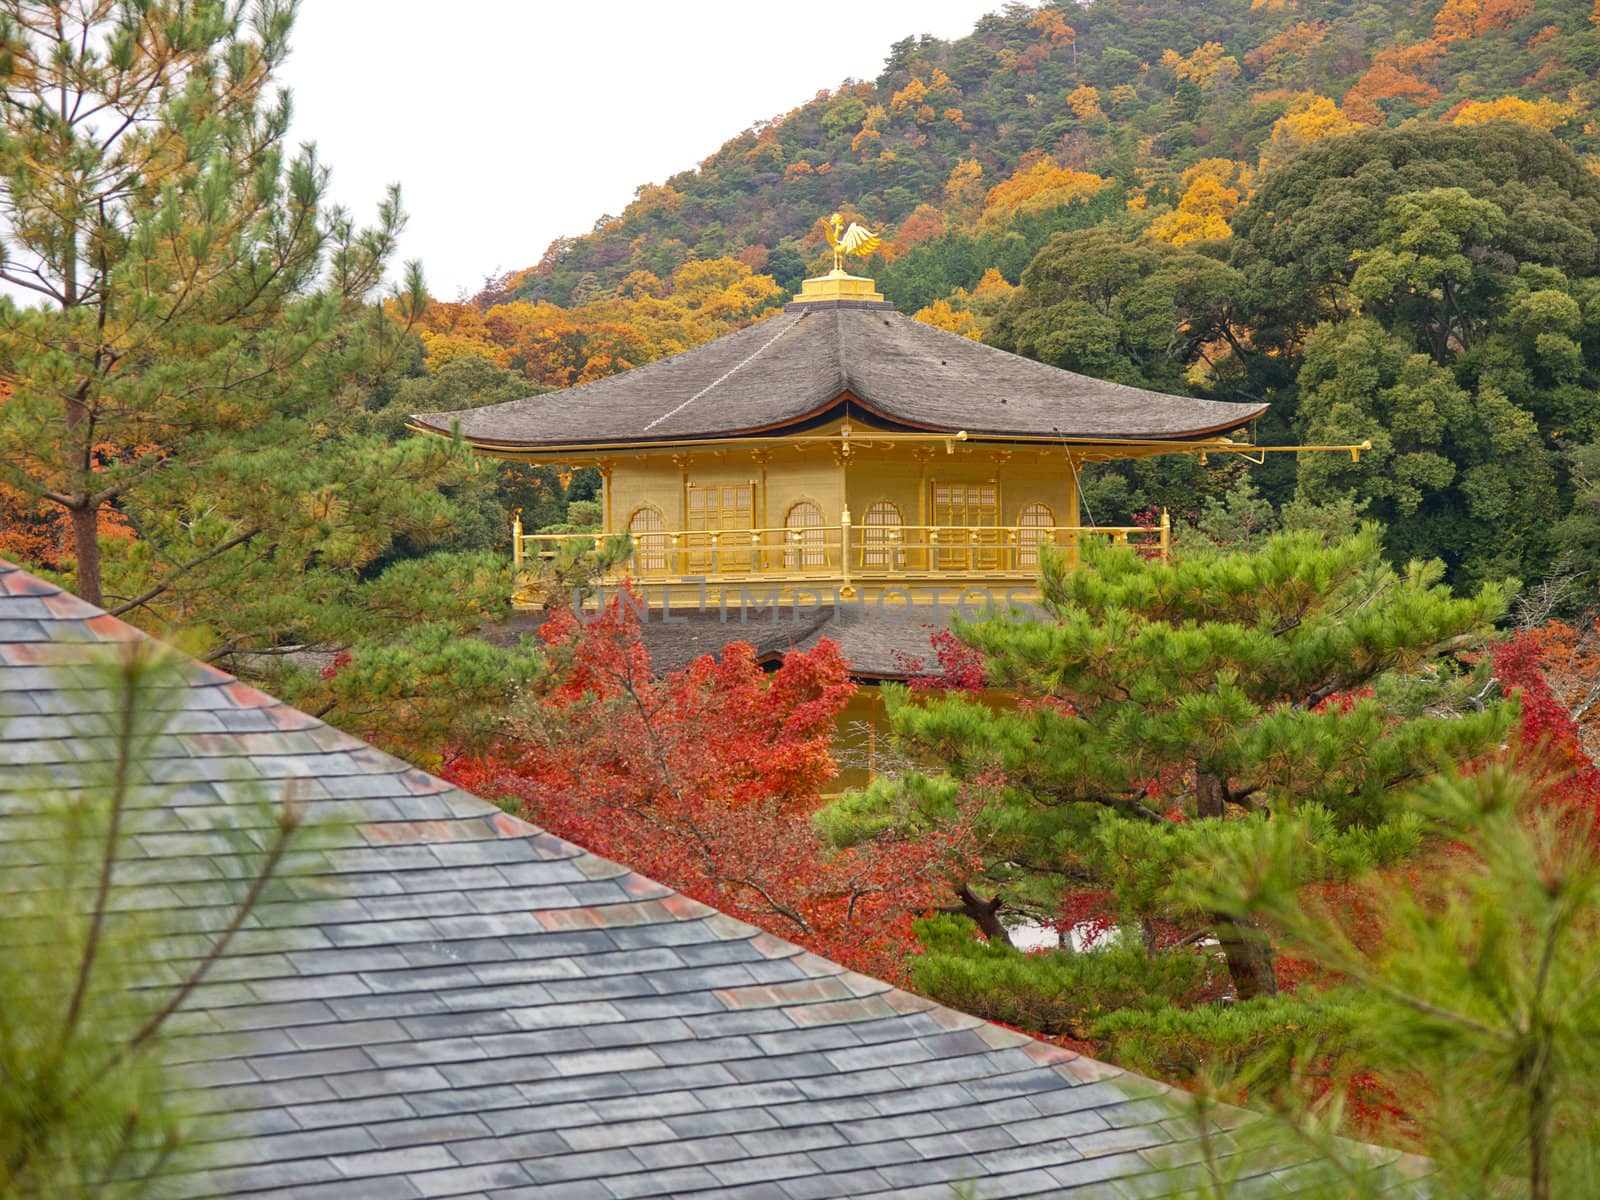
[792,209,886,305]
[823,211,882,274]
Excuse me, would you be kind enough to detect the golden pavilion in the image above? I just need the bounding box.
[410,230,1357,617]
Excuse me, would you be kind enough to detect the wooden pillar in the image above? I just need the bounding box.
[1066,451,1082,568]
[913,448,935,573]
[671,454,692,528]
[751,449,773,570]
[598,458,616,534]
[833,423,852,577]
[671,453,692,577]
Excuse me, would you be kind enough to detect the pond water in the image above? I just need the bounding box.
[828,684,893,794]
[827,683,1017,792]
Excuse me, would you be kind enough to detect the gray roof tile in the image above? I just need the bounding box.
[0,558,1411,1198]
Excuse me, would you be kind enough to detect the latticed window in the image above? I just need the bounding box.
[785,501,827,569]
[686,483,754,571]
[686,483,753,531]
[627,505,668,573]
[861,500,902,568]
[1018,501,1055,568]
[930,482,998,526]
[931,482,1000,570]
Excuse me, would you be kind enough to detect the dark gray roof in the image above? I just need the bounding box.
[411,302,1266,448]
[0,559,1420,1199]
[488,606,964,680]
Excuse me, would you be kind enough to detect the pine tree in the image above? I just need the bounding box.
[0,2,548,760]
[823,528,1511,1034]
[1162,760,1600,1200]
[0,0,477,621]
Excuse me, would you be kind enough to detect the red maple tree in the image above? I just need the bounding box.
[445,594,979,982]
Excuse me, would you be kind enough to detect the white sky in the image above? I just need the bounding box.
[280,0,1002,299]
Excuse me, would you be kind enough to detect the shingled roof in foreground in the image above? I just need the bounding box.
[0,559,1418,1199]
[409,301,1267,450]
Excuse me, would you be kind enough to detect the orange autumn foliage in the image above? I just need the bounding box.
[1343,63,1441,124]
[1375,40,1448,72]
[1027,8,1075,47]
[415,258,782,390]
[1244,20,1331,72]
[1433,0,1532,45]
[894,203,945,250]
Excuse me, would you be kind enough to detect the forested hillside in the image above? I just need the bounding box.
[505,0,1599,309]
[406,0,1600,588]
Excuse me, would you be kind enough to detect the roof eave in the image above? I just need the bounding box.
[407,395,1270,457]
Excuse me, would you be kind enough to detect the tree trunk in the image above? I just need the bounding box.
[1528,1053,1552,1200]
[949,882,1007,942]
[1214,914,1278,1000]
[69,500,103,607]
[1196,767,1226,818]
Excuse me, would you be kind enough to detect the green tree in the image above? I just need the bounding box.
[822,529,1509,1029]
[1294,318,1557,586]
[0,1,536,759]
[1349,187,1511,365]
[1166,761,1600,1200]
[989,225,1246,393]
[0,0,482,626]
[1232,124,1600,355]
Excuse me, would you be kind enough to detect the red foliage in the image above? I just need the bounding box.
[1491,628,1600,828]
[319,651,352,680]
[444,595,979,982]
[1052,888,1118,951]
[891,626,988,691]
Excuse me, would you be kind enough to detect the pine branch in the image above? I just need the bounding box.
[105,527,261,618]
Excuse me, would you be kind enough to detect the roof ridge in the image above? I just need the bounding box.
[410,306,797,429]
[640,309,810,434]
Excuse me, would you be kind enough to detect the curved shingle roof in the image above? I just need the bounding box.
[411,302,1266,449]
[0,560,1420,1199]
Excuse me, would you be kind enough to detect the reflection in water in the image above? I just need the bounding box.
[828,684,892,793]
[826,683,1015,793]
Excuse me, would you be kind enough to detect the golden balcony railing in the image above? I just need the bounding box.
[512,511,1169,595]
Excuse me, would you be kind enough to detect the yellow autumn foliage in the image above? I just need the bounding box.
[416,258,783,389]
[1149,175,1240,246]
[914,299,983,340]
[943,158,986,222]
[1453,95,1580,131]
[1067,84,1103,120]
[1259,93,1360,171]
[913,269,1015,341]
[1160,42,1241,89]
[982,157,1107,225]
